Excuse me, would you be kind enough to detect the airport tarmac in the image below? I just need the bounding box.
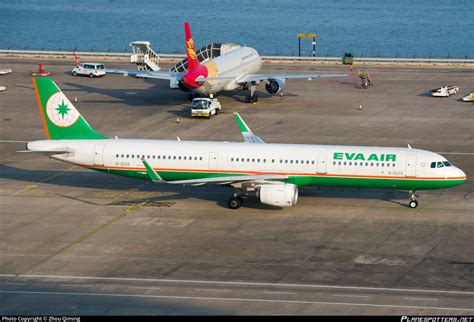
[0,57,473,315]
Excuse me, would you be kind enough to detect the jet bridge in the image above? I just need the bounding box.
[170,43,241,72]
[130,41,160,71]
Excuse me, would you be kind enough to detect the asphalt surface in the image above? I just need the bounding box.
[0,57,473,315]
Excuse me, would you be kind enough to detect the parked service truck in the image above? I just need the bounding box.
[191,98,221,118]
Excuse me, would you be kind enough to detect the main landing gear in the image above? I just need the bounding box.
[408,191,418,209]
[244,83,258,103]
[228,194,243,209]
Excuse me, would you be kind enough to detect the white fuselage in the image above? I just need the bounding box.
[27,139,466,191]
[194,47,262,95]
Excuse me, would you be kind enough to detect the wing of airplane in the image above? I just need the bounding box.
[142,160,286,186]
[105,68,183,81]
[233,112,265,143]
[236,73,350,84]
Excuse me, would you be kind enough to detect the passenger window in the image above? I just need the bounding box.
[263,159,266,163]
[344,162,346,166]
[295,160,299,164]
[338,161,341,165]
[349,162,352,166]
[290,160,293,164]
[285,160,288,164]
[252,159,255,162]
[311,161,315,164]
[200,157,203,161]
[272,159,275,163]
[121,154,124,158]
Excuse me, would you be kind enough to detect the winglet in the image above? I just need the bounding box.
[142,159,165,183]
[233,113,265,144]
[233,112,251,133]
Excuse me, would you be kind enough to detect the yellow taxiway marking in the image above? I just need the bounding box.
[9,184,37,196]
[1,179,150,286]
[9,165,78,196]
[0,200,147,286]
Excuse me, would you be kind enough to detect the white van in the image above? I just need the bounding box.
[72,63,106,78]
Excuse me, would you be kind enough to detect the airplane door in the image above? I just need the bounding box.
[209,152,218,170]
[406,155,417,177]
[93,144,105,166]
[317,155,327,174]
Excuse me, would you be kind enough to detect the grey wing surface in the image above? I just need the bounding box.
[237,73,350,84]
[105,69,182,80]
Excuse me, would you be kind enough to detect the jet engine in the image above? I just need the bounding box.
[265,79,286,95]
[258,183,298,207]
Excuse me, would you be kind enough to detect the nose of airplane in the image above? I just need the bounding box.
[457,167,467,181]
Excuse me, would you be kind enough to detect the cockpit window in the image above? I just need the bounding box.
[432,161,451,168]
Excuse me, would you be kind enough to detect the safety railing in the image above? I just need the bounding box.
[0,49,473,64]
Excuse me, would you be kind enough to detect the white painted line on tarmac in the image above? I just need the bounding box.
[0,274,472,296]
[127,286,161,290]
[404,297,438,301]
[333,294,370,298]
[0,140,29,143]
[195,289,230,293]
[0,290,472,312]
[263,291,297,295]
[60,284,93,288]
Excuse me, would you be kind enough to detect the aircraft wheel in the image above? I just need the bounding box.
[228,196,243,209]
[252,95,258,103]
[409,200,418,209]
[245,95,251,103]
[89,73,94,78]
[72,71,77,76]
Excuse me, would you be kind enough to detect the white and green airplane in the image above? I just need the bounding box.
[25,78,467,209]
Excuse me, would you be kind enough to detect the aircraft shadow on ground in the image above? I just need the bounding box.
[1,164,410,209]
[63,81,188,107]
[63,78,298,108]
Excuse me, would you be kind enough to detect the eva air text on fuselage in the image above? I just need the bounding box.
[333,152,397,162]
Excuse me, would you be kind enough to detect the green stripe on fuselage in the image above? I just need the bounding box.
[90,167,464,191]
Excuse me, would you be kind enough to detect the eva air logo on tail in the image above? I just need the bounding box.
[46,92,80,127]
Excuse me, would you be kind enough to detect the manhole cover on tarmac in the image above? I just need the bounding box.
[109,200,175,207]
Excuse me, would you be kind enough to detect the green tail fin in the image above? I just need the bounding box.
[32,77,107,140]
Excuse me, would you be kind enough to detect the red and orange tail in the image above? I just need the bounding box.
[184,21,199,71]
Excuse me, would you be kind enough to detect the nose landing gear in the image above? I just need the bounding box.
[408,191,418,208]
